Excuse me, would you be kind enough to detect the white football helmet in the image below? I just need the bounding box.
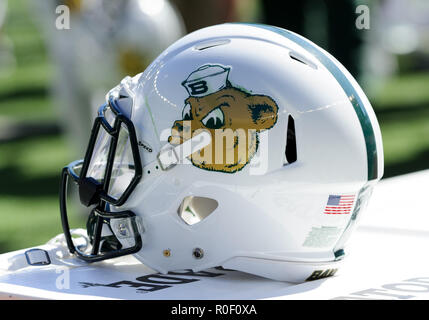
[60,24,384,282]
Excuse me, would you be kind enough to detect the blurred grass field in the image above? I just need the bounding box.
[1,0,429,253]
[0,0,70,252]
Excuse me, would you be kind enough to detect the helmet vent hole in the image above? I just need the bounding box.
[289,52,317,69]
[194,39,231,51]
[285,115,297,164]
[290,54,306,65]
[178,196,218,225]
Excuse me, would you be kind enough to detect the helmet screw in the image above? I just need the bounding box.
[192,248,204,259]
[163,249,171,257]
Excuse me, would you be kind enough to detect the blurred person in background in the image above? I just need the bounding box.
[34,0,185,157]
[363,0,429,93]
[261,0,363,78]
[172,0,239,32]
[173,0,363,77]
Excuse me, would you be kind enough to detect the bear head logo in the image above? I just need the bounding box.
[168,64,278,173]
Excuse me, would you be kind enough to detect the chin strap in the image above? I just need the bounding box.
[142,131,212,178]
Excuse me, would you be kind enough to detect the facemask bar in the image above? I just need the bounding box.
[60,171,142,262]
[59,97,143,262]
[78,99,142,206]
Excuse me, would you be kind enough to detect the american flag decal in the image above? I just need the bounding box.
[324,195,355,214]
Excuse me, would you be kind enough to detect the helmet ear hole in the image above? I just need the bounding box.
[285,115,297,164]
[178,196,218,225]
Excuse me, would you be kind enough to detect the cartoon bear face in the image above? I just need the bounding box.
[169,85,279,173]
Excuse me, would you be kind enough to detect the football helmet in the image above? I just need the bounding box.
[60,24,384,282]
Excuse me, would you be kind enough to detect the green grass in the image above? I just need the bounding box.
[0,196,86,253]
[0,63,52,94]
[0,135,72,252]
[0,0,65,252]
[373,72,429,177]
[0,135,69,176]
[0,95,54,120]
[382,116,429,164]
[0,198,64,252]
[373,72,429,109]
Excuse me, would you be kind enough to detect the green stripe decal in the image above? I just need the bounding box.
[245,24,378,180]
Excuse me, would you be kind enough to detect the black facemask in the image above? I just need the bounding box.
[59,98,143,262]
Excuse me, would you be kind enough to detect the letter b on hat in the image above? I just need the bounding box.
[182,64,230,97]
[187,80,208,95]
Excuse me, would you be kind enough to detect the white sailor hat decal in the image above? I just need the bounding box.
[181,64,230,97]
